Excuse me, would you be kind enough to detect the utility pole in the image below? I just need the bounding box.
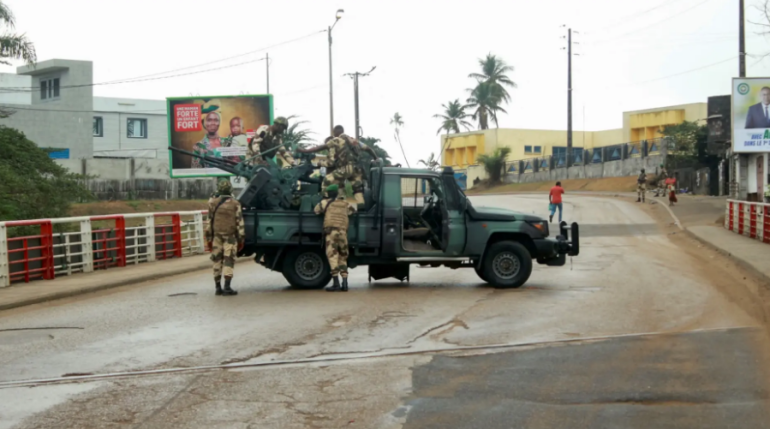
[739,0,746,77]
[328,9,345,136]
[266,53,270,93]
[344,67,376,140]
[561,27,578,167]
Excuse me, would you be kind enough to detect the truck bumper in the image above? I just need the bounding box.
[534,222,579,266]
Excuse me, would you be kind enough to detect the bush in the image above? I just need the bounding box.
[478,147,511,184]
[0,126,92,222]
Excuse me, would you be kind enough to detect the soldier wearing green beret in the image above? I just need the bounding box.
[206,179,245,296]
[313,184,357,292]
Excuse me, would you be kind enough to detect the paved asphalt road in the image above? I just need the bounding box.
[0,195,767,428]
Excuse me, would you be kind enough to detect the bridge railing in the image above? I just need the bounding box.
[725,200,770,244]
[0,210,209,288]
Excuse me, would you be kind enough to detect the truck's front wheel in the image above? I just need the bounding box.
[481,241,532,289]
[282,247,331,289]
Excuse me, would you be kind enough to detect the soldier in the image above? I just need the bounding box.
[247,116,296,168]
[654,164,668,197]
[636,168,647,203]
[314,184,357,292]
[298,130,378,205]
[206,180,245,296]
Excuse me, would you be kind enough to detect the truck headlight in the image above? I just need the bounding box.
[527,221,549,237]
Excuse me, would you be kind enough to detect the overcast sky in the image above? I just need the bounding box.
[3,0,770,165]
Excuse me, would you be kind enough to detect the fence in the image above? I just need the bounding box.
[0,210,209,287]
[724,200,770,244]
[506,138,664,175]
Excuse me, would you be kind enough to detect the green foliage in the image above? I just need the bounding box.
[359,136,392,166]
[658,121,710,169]
[477,147,511,184]
[0,126,93,222]
[283,115,314,151]
[418,152,440,171]
[466,53,515,130]
[433,99,472,135]
[468,53,517,103]
[390,113,410,167]
[0,1,35,119]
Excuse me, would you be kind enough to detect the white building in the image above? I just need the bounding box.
[92,97,168,159]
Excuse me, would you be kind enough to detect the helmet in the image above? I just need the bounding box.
[326,184,339,193]
[273,116,289,127]
[217,179,233,195]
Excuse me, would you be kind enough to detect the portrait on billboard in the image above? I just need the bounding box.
[167,95,272,177]
[732,78,770,153]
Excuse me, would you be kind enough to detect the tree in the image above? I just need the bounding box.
[477,147,511,184]
[466,81,507,130]
[0,127,92,224]
[0,1,37,119]
[658,121,709,169]
[282,115,314,151]
[390,112,410,167]
[433,99,472,135]
[418,152,440,171]
[359,136,392,166]
[469,53,517,103]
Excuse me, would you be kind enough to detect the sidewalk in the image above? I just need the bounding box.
[0,255,212,312]
[659,194,770,282]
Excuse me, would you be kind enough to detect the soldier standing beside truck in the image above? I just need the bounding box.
[206,180,245,296]
[248,116,296,168]
[314,184,357,292]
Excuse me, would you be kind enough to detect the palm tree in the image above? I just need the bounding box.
[390,112,410,167]
[466,81,507,130]
[0,1,36,118]
[282,115,314,151]
[433,99,472,135]
[469,53,517,103]
[477,147,511,184]
[418,152,440,171]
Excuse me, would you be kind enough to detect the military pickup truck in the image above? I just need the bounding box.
[242,164,579,289]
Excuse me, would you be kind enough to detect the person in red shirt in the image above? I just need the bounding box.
[549,181,565,223]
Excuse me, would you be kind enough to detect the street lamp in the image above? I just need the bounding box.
[328,9,344,136]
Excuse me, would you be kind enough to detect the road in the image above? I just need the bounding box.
[1,194,769,428]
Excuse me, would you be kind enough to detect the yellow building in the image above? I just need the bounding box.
[440,102,707,170]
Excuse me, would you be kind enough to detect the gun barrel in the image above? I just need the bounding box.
[168,146,240,166]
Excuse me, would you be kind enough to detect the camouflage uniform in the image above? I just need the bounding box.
[191,135,225,169]
[247,124,295,169]
[654,167,668,197]
[206,180,245,295]
[314,185,356,292]
[321,136,365,205]
[636,171,647,202]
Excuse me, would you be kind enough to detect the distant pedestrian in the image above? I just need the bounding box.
[549,181,565,223]
[665,175,678,206]
[636,169,647,203]
[206,180,245,296]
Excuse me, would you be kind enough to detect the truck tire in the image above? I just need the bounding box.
[282,247,331,289]
[480,241,532,289]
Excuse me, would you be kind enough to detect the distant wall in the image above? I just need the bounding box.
[57,158,216,200]
[502,154,666,185]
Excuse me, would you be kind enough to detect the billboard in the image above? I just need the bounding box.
[167,95,272,178]
[732,78,770,153]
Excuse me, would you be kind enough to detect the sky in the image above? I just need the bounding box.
[3,0,770,166]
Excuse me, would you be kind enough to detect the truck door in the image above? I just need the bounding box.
[440,173,467,256]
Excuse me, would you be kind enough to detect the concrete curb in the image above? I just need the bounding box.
[0,258,213,312]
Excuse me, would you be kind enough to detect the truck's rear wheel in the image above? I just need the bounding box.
[282,247,331,289]
[481,241,532,289]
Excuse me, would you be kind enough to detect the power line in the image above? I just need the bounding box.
[0,105,168,114]
[599,0,690,31]
[0,29,325,92]
[591,0,718,45]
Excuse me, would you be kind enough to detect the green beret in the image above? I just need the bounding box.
[326,184,339,192]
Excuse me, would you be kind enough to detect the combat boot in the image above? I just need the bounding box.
[223,277,238,296]
[636,198,641,202]
[215,279,223,296]
[326,276,341,292]
[341,277,349,292]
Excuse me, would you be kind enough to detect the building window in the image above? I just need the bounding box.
[40,78,60,100]
[534,145,542,154]
[93,117,103,137]
[524,145,533,154]
[127,118,147,138]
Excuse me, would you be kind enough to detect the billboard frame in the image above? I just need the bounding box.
[731,77,770,154]
[166,94,274,178]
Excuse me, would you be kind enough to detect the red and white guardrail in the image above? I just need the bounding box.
[725,200,770,245]
[0,211,208,287]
